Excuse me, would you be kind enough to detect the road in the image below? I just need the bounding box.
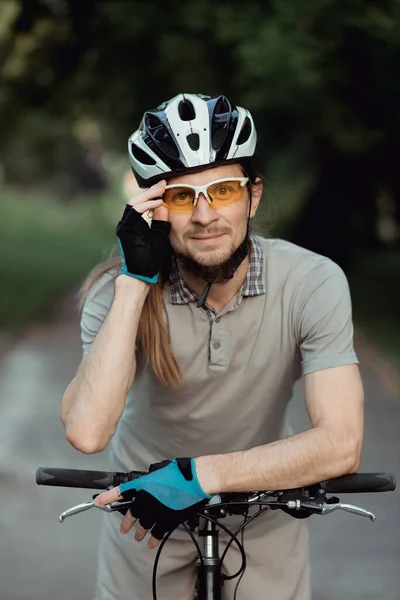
[0,297,399,600]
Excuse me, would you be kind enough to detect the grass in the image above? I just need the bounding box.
[0,187,116,328]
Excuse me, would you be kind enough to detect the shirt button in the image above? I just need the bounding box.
[213,341,220,350]
[215,317,221,323]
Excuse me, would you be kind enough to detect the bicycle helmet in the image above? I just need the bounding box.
[128,93,257,188]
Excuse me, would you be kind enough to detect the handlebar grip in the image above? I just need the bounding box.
[36,467,120,489]
[36,467,144,490]
[321,472,396,494]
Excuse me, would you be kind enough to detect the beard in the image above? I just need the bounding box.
[174,229,250,283]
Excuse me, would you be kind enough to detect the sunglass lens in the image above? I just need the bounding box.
[163,187,196,211]
[207,180,243,205]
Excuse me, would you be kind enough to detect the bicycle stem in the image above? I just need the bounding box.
[195,516,222,600]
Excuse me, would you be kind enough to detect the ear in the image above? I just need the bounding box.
[249,178,263,218]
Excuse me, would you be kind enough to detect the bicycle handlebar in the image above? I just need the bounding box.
[36,466,396,494]
[35,466,396,600]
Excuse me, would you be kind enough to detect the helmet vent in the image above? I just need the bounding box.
[186,133,200,151]
[178,99,196,121]
[214,96,230,115]
[237,117,252,145]
[157,138,180,160]
[212,125,227,150]
[130,143,157,165]
[145,113,163,130]
[144,111,181,160]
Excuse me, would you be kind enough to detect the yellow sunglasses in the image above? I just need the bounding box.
[162,177,249,213]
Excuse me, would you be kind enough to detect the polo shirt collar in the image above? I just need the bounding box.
[168,234,266,305]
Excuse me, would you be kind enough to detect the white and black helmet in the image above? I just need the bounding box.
[128,93,257,188]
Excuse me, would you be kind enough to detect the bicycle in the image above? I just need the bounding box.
[36,467,396,600]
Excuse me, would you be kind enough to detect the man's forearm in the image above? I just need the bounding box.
[62,275,149,453]
[195,426,360,495]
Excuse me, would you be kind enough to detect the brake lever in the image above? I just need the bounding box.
[297,500,375,522]
[59,501,96,522]
[321,502,376,522]
[59,500,132,523]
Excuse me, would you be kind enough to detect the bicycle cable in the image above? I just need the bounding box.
[220,502,279,567]
[151,501,287,600]
[220,513,249,582]
[233,527,246,600]
[152,523,204,600]
[151,514,246,600]
[152,528,173,600]
[201,513,247,573]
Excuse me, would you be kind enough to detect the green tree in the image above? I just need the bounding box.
[1,0,400,260]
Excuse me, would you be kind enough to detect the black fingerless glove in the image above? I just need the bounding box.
[119,458,211,540]
[116,205,171,284]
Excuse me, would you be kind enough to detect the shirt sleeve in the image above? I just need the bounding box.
[294,259,359,375]
[80,271,116,357]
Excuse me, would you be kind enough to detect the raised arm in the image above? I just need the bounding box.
[61,275,150,454]
[61,180,169,453]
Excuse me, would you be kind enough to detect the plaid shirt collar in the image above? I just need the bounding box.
[168,234,266,305]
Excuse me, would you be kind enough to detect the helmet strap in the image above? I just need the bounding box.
[196,281,213,308]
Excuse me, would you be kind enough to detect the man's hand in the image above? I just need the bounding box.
[94,458,211,549]
[116,180,171,284]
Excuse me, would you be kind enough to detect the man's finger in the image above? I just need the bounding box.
[130,198,163,214]
[93,486,123,507]
[134,523,148,542]
[120,509,136,534]
[148,536,161,549]
[152,204,169,222]
[127,181,167,208]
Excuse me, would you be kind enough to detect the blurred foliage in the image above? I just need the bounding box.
[0,1,398,258]
[0,0,399,354]
[0,186,115,328]
[0,0,399,171]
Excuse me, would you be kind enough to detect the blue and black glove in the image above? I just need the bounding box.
[119,457,212,540]
[116,205,171,284]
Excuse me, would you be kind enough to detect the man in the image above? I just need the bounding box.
[61,93,364,600]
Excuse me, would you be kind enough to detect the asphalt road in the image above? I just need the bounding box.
[0,299,399,600]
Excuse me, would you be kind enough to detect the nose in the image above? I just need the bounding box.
[191,193,218,226]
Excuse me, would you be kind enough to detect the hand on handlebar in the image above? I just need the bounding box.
[94,458,211,549]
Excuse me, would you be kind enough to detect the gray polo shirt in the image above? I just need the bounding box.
[81,236,358,597]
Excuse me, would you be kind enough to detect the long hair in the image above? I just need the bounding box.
[79,160,262,389]
[79,254,182,389]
